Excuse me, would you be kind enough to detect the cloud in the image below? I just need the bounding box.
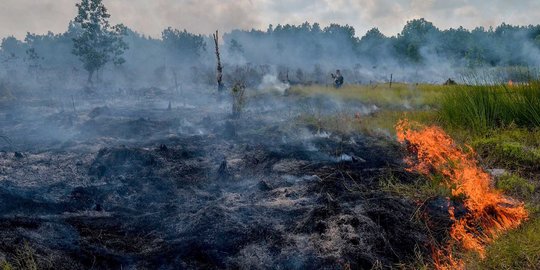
[1,0,540,40]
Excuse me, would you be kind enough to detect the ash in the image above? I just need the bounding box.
[0,89,428,269]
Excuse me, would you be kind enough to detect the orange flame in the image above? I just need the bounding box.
[395,119,528,269]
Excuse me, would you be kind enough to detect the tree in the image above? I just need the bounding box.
[359,28,388,61]
[72,0,128,83]
[161,27,206,62]
[394,18,439,62]
[25,48,43,75]
[228,39,244,56]
[1,36,25,60]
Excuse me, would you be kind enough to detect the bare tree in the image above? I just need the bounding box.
[212,30,224,93]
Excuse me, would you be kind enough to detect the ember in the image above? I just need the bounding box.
[396,119,528,269]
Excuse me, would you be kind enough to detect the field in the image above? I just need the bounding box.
[292,82,540,269]
[3,0,540,268]
[0,80,538,269]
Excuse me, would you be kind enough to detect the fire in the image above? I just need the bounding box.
[508,80,514,87]
[395,119,528,269]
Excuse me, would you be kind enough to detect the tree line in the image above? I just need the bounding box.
[2,0,540,83]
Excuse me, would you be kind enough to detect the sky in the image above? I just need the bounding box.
[1,0,540,39]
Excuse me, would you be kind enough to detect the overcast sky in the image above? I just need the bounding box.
[1,0,540,39]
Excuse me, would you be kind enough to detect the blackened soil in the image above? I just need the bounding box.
[0,94,431,269]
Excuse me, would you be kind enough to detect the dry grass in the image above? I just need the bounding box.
[290,83,448,109]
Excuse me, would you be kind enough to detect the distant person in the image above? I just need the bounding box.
[331,70,344,88]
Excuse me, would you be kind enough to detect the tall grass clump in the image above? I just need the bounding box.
[439,79,540,133]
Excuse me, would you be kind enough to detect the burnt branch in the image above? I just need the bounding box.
[213,30,224,93]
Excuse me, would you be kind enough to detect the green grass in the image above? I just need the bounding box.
[472,137,540,171]
[295,82,540,270]
[295,109,438,137]
[439,82,540,133]
[290,83,447,109]
[496,173,537,199]
[439,84,540,269]
[466,217,540,270]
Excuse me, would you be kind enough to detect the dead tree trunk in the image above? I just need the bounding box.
[213,30,224,93]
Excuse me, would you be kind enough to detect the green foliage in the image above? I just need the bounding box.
[496,174,536,198]
[72,0,128,82]
[471,136,540,170]
[5,19,540,71]
[0,36,25,57]
[439,82,540,133]
[228,38,244,56]
[359,28,390,62]
[161,27,206,61]
[23,30,81,69]
[467,218,540,270]
[395,18,439,62]
[24,48,43,72]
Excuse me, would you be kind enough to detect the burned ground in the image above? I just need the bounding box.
[0,90,431,269]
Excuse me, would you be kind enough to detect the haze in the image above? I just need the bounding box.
[2,0,540,39]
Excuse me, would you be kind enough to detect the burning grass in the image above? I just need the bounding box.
[293,81,539,269]
[396,119,529,269]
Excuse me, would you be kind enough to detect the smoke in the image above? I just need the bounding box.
[258,74,290,94]
[2,16,540,152]
[1,6,539,269]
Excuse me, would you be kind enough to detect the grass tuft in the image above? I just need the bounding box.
[439,82,540,133]
[466,218,540,270]
[472,136,540,171]
[496,174,536,199]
